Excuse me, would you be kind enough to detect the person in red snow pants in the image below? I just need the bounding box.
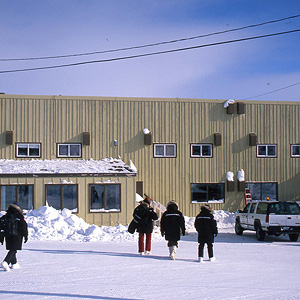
[133,196,158,255]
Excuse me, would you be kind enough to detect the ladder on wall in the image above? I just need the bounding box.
[244,188,252,205]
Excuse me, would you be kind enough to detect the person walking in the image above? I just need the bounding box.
[194,204,218,263]
[133,196,158,255]
[0,203,28,271]
[160,200,185,260]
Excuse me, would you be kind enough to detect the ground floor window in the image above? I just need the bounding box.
[246,182,277,201]
[46,184,78,212]
[191,183,225,203]
[90,184,121,212]
[0,185,33,211]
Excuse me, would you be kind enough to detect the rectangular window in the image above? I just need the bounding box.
[291,145,300,157]
[246,182,277,201]
[90,184,121,212]
[0,185,33,211]
[16,143,41,158]
[257,144,277,157]
[46,184,78,212]
[191,183,225,203]
[154,144,176,157]
[57,144,81,158]
[191,144,212,157]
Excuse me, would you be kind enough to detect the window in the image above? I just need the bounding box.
[57,144,81,158]
[0,185,33,211]
[242,203,251,213]
[257,145,277,157]
[46,184,78,212]
[191,183,225,203]
[90,184,121,212]
[256,202,268,214]
[191,144,212,157]
[154,144,176,157]
[249,203,257,213]
[16,143,41,158]
[246,182,277,201]
[291,145,300,157]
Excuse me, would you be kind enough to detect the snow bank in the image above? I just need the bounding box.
[1,206,235,242]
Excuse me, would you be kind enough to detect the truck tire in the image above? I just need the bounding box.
[289,233,299,242]
[235,221,243,235]
[255,225,266,241]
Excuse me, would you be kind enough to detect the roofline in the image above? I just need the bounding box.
[0,173,136,178]
[0,94,299,105]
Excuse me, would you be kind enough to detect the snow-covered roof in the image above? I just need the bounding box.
[0,158,137,176]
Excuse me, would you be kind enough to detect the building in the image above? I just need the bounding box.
[0,94,299,225]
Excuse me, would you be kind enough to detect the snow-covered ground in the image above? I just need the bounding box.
[0,207,299,300]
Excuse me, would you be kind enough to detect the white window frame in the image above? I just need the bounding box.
[57,143,81,158]
[191,144,213,157]
[291,144,300,157]
[16,143,41,158]
[154,143,176,158]
[257,144,277,158]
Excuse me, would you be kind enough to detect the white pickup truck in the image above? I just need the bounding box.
[235,201,300,241]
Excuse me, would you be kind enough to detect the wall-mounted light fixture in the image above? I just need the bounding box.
[114,139,118,146]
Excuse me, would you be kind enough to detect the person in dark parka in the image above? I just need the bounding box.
[194,204,218,262]
[133,196,158,255]
[160,200,185,260]
[0,203,28,271]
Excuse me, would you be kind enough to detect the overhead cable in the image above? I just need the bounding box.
[1,14,300,62]
[0,28,299,74]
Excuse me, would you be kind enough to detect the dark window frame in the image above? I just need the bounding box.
[191,183,225,203]
[89,183,121,213]
[256,144,277,158]
[153,143,177,158]
[0,184,34,211]
[245,182,278,201]
[190,143,213,158]
[45,184,79,212]
[57,143,82,158]
[291,144,300,158]
[16,143,41,158]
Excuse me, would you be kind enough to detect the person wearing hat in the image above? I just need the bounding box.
[133,196,158,255]
[194,204,218,262]
[0,203,28,271]
[160,200,185,260]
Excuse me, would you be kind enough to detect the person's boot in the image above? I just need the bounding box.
[169,246,177,260]
[1,261,10,272]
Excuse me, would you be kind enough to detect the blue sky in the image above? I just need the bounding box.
[1,0,300,101]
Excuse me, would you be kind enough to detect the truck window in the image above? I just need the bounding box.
[249,203,256,213]
[285,203,300,215]
[242,203,251,213]
[256,202,268,214]
[269,203,285,215]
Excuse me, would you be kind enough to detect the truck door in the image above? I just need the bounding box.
[247,202,257,230]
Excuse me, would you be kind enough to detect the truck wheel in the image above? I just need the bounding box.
[255,226,266,241]
[235,221,243,235]
[289,233,299,242]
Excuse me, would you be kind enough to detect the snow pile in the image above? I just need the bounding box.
[238,169,245,181]
[1,206,235,242]
[226,171,234,181]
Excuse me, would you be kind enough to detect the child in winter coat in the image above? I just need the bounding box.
[160,200,185,260]
[133,196,158,255]
[0,203,28,271]
[194,204,218,263]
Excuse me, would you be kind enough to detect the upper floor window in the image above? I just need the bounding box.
[16,143,41,158]
[154,144,176,158]
[191,144,212,157]
[291,144,300,157]
[257,144,277,157]
[57,143,81,158]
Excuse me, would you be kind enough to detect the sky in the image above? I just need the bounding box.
[1,0,300,101]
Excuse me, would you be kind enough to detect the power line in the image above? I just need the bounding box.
[1,14,300,62]
[242,81,300,100]
[0,28,299,74]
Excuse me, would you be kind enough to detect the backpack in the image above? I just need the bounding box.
[0,214,19,237]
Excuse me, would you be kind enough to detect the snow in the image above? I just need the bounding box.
[238,169,245,182]
[143,128,150,135]
[226,171,234,181]
[0,158,137,175]
[0,206,300,299]
[223,99,235,108]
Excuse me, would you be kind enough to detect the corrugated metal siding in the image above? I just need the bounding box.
[0,95,299,218]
